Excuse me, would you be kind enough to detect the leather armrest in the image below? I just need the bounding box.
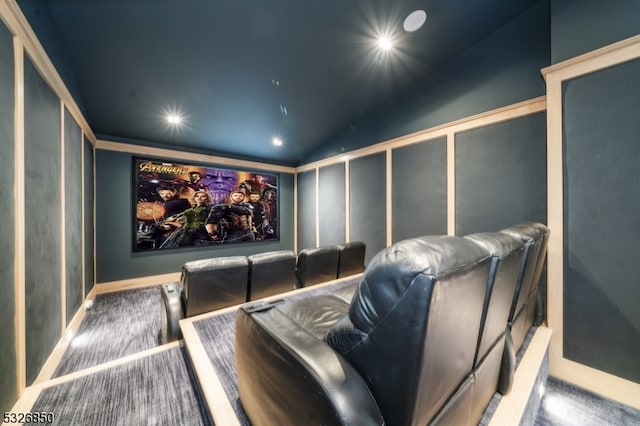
[235,302,384,426]
[160,282,184,343]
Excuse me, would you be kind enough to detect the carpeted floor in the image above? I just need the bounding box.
[193,310,247,425]
[31,345,213,426]
[44,280,640,426]
[54,285,166,377]
[535,376,640,426]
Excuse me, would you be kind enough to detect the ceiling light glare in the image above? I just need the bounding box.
[272,137,283,147]
[377,35,393,51]
[166,113,182,126]
[403,10,427,32]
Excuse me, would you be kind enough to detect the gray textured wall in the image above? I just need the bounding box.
[318,164,346,246]
[349,152,387,264]
[562,58,640,383]
[550,0,640,64]
[455,112,547,235]
[24,55,62,385]
[64,108,83,325]
[296,170,316,251]
[391,137,448,242]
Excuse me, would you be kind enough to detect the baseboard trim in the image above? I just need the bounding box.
[95,272,181,294]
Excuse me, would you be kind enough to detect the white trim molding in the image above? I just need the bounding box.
[542,34,640,410]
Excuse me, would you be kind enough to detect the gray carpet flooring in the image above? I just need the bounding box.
[45,279,640,426]
[31,345,213,426]
[535,376,640,426]
[193,310,247,425]
[53,285,166,377]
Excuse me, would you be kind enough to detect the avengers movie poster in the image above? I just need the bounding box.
[134,158,279,251]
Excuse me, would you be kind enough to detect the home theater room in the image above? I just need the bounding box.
[1,0,639,425]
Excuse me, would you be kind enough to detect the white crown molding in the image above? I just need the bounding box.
[1,0,96,144]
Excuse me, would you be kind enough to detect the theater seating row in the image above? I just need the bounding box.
[160,242,366,343]
[234,222,549,426]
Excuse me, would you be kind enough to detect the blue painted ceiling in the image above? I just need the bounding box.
[17,0,539,166]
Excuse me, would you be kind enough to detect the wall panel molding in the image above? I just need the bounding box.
[543,34,640,409]
[59,100,66,332]
[13,34,26,399]
[446,132,455,235]
[295,97,546,251]
[315,168,319,247]
[1,2,99,403]
[23,52,62,386]
[296,96,545,173]
[1,16,19,411]
[84,137,96,295]
[96,140,295,174]
[81,129,86,297]
[385,148,392,247]
[293,172,298,252]
[0,0,95,144]
[543,34,640,81]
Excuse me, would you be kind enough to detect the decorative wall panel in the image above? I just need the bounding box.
[64,108,82,324]
[391,138,447,242]
[349,152,387,264]
[318,164,346,246]
[562,58,640,383]
[24,55,62,385]
[296,170,316,251]
[455,112,546,235]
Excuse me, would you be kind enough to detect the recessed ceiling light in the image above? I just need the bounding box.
[377,35,393,51]
[404,10,427,32]
[166,113,182,126]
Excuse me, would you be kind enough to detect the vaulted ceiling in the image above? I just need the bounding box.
[17,0,539,165]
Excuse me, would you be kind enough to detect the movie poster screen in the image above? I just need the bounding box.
[134,158,278,251]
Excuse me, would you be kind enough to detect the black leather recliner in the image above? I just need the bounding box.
[236,235,508,425]
[160,256,249,343]
[247,250,296,301]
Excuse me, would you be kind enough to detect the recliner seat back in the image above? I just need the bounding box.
[327,236,492,426]
[182,256,249,317]
[337,241,366,278]
[295,245,340,287]
[247,250,296,301]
